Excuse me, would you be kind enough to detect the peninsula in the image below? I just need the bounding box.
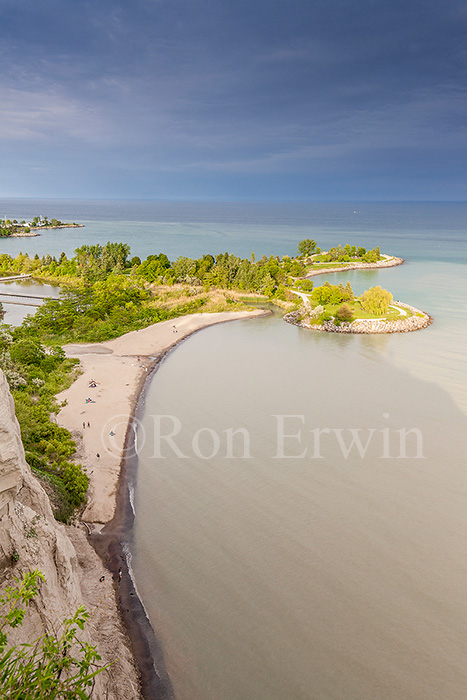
[0,216,83,238]
[281,240,430,334]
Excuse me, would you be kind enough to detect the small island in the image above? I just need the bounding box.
[0,216,83,238]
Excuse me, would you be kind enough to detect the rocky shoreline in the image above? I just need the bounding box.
[303,255,404,278]
[284,301,432,334]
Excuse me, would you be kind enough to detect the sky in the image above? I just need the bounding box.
[0,0,466,201]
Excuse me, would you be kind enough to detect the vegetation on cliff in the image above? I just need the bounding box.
[0,328,86,522]
[0,570,107,698]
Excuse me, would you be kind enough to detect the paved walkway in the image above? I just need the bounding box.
[389,304,408,316]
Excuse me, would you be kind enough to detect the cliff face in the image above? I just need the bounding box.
[0,370,141,699]
[0,372,24,517]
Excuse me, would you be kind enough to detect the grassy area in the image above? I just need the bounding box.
[350,300,413,321]
[306,261,359,268]
[298,297,413,322]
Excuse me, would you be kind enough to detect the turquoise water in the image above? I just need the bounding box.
[1,199,466,262]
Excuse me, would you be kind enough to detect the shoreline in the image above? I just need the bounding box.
[284,301,433,333]
[30,223,84,231]
[56,309,270,698]
[302,254,404,278]
[4,224,84,238]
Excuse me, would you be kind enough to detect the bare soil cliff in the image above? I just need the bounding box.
[0,370,141,698]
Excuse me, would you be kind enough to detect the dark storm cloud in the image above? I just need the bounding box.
[0,0,466,198]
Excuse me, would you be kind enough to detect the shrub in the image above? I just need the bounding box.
[4,369,27,390]
[336,303,354,322]
[62,463,89,507]
[0,570,109,697]
[9,340,46,367]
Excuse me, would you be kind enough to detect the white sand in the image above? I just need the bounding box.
[56,310,266,524]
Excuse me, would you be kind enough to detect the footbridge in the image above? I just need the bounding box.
[0,274,32,282]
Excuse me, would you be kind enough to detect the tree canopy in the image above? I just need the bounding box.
[361,286,393,315]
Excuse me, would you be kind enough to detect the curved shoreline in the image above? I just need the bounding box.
[56,309,270,698]
[3,224,84,238]
[302,255,404,278]
[30,223,84,231]
[284,301,433,333]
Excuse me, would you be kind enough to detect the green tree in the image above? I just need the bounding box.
[173,256,196,282]
[311,282,332,305]
[297,239,317,257]
[297,278,314,292]
[361,286,393,315]
[344,281,354,301]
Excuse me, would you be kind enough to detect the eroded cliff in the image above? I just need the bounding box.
[0,369,141,698]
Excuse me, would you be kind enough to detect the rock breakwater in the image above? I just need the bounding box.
[303,255,404,278]
[284,302,432,334]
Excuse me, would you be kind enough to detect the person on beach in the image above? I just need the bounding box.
[83,422,86,429]
[96,453,100,458]
[118,568,122,582]
[87,421,90,428]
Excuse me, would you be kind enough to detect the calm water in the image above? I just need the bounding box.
[132,314,467,700]
[1,198,467,262]
[1,200,467,698]
[0,279,60,326]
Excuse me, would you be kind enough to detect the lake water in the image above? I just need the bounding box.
[1,199,467,699]
[132,313,467,700]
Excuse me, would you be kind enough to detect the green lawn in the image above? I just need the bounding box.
[317,300,413,322]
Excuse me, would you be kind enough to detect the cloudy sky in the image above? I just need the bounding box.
[1,0,466,200]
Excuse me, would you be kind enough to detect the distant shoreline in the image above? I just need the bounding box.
[7,223,84,238]
[30,223,84,231]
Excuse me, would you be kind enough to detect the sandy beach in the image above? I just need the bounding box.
[56,309,267,525]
